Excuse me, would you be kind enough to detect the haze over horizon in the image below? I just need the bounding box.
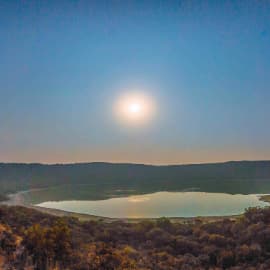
[0,160,270,169]
[1,1,270,165]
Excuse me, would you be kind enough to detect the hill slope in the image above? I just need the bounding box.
[0,161,269,194]
[1,205,270,269]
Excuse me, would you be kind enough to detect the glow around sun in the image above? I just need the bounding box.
[114,92,155,125]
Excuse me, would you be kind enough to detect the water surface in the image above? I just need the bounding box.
[36,191,269,218]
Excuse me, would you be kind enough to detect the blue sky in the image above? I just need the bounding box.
[0,0,270,164]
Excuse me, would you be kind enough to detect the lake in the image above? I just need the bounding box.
[36,191,269,218]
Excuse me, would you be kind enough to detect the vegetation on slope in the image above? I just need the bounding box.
[0,161,270,195]
[0,194,8,202]
[1,206,270,269]
[259,195,270,203]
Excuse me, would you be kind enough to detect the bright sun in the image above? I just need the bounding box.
[114,92,155,125]
[128,103,141,114]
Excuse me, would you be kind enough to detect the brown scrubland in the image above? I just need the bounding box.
[1,205,270,269]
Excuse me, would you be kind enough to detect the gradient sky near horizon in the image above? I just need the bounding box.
[1,0,270,165]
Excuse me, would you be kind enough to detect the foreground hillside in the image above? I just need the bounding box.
[0,161,270,195]
[1,206,270,269]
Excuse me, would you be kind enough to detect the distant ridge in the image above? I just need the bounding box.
[1,159,270,167]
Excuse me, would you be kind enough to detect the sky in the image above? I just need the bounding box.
[0,0,270,165]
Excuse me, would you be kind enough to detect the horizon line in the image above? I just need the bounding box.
[0,159,269,167]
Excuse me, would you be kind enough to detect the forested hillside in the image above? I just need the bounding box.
[0,161,270,194]
[1,205,270,269]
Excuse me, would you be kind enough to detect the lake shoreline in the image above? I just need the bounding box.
[1,188,257,223]
[258,194,270,203]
